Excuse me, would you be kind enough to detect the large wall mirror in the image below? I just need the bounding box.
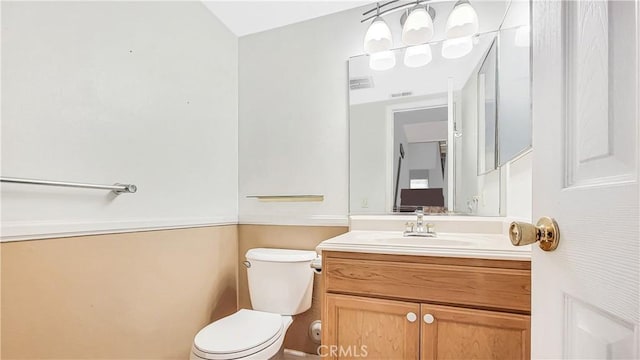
[349,0,530,216]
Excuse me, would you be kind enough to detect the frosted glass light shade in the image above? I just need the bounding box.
[515,25,530,47]
[402,7,434,46]
[369,51,396,71]
[364,17,393,54]
[445,0,479,39]
[404,44,432,68]
[441,36,473,59]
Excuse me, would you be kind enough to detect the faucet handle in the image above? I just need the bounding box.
[405,222,415,233]
[426,223,435,234]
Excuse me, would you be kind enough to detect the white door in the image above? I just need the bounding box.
[531,0,639,358]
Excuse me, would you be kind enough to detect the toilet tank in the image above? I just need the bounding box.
[245,248,317,315]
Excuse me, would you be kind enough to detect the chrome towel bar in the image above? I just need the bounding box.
[0,176,137,195]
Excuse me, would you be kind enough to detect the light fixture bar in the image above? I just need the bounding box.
[361,0,400,17]
[361,0,438,23]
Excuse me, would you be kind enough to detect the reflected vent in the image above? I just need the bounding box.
[349,77,374,90]
[391,91,413,98]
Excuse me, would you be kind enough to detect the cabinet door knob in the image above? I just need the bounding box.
[406,312,417,322]
[423,314,435,324]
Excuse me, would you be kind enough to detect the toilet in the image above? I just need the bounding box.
[190,248,318,360]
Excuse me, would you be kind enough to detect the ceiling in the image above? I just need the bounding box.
[202,1,372,37]
[396,107,448,143]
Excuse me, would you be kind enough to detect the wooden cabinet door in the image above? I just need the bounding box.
[421,304,530,360]
[324,294,420,360]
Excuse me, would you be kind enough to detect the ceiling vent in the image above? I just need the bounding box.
[349,77,374,90]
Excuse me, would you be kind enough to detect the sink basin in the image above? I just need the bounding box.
[370,236,475,247]
[347,231,487,248]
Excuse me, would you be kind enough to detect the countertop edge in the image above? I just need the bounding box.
[316,244,532,261]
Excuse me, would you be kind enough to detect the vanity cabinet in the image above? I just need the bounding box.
[322,251,531,360]
[325,294,419,359]
[420,304,529,360]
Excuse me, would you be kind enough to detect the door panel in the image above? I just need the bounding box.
[564,296,636,359]
[324,294,419,360]
[532,0,639,358]
[564,0,637,187]
[420,304,530,360]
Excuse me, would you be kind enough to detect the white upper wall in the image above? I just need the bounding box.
[1,1,532,234]
[238,6,371,225]
[1,1,239,240]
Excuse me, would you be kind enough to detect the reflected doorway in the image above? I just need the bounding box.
[392,106,449,213]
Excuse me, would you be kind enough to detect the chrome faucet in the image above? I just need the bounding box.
[415,208,425,233]
[403,207,436,237]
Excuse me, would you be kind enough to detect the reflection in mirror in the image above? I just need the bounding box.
[392,106,449,213]
[478,39,497,175]
[349,0,531,216]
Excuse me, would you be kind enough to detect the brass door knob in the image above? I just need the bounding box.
[509,217,560,251]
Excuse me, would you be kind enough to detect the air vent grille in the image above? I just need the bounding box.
[349,77,374,90]
[391,91,413,98]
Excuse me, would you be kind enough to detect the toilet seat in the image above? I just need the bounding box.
[192,309,285,360]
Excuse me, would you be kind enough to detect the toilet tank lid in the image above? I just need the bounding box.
[246,248,317,262]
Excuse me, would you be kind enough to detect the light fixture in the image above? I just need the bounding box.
[404,44,432,68]
[401,5,435,46]
[360,0,481,62]
[369,50,396,71]
[364,16,393,54]
[445,0,479,39]
[441,36,473,59]
[515,25,530,47]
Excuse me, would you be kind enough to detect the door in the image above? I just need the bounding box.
[323,294,419,359]
[532,0,639,358]
[420,304,530,360]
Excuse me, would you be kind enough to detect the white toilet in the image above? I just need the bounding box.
[190,248,318,360]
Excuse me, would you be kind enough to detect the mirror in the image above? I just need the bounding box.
[497,13,532,165]
[349,0,530,216]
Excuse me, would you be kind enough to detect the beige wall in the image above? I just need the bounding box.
[1,224,346,359]
[1,226,238,360]
[237,225,348,355]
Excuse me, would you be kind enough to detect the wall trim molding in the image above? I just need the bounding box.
[238,214,349,227]
[0,216,238,242]
[1,214,350,242]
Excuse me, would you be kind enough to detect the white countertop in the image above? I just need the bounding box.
[316,230,531,261]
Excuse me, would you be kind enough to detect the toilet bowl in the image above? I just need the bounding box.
[190,310,293,360]
[190,248,317,360]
